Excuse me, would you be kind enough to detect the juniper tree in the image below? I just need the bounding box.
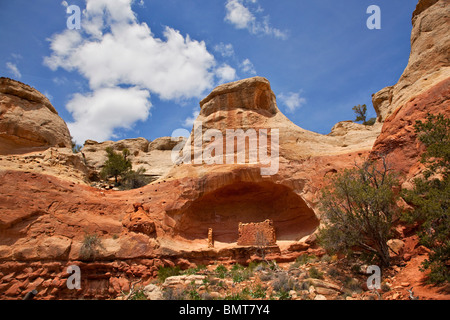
[353,104,376,126]
[318,157,399,268]
[100,147,132,184]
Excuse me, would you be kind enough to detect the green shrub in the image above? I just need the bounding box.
[215,264,228,279]
[317,158,399,268]
[344,277,362,293]
[403,113,450,284]
[250,284,266,299]
[158,266,181,283]
[163,287,185,300]
[100,147,132,184]
[308,266,324,280]
[120,167,150,190]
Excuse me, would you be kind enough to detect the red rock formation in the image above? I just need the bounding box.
[0,0,448,300]
[371,78,450,180]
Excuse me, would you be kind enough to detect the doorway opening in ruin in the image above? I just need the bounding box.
[174,181,319,244]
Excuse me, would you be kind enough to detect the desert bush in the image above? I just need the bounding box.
[403,113,450,284]
[215,264,228,279]
[157,266,181,283]
[308,266,324,280]
[229,263,252,283]
[250,284,267,299]
[80,234,103,261]
[120,167,150,190]
[327,267,341,278]
[271,272,295,293]
[163,287,186,300]
[317,157,399,268]
[344,277,362,294]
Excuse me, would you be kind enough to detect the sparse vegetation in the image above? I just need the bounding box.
[308,266,324,279]
[80,234,103,261]
[99,147,149,189]
[215,264,228,279]
[317,157,399,268]
[100,147,132,184]
[352,104,376,126]
[148,257,396,301]
[120,166,150,190]
[403,113,450,284]
[71,136,82,153]
[157,266,181,283]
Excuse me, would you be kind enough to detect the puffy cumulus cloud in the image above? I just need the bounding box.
[278,91,306,113]
[66,87,151,144]
[224,0,287,39]
[225,0,255,30]
[44,13,215,99]
[44,0,223,143]
[216,64,237,84]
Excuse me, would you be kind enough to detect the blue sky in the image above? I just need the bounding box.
[0,0,417,145]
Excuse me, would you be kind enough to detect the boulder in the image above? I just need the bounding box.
[143,284,163,300]
[0,77,72,154]
[388,239,405,257]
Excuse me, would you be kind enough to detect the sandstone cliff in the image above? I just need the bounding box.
[0,0,448,300]
[372,0,449,122]
[0,78,72,154]
[370,0,450,181]
[81,137,186,182]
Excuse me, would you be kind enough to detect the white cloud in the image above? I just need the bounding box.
[44,0,229,143]
[278,92,306,113]
[67,87,151,144]
[5,62,21,79]
[183,107,200,128]
[44,13,216,100]
[216,64,237,84]
[225,0,255,30]
[214,42,235,58]
[240,58,256,75]
[224,0,287,39]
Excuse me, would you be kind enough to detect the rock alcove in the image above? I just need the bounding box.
[172,181,319,244]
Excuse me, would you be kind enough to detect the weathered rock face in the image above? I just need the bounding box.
[370,0,450,181]
[371,77,450,181]
[0,78,72,154]
[81,137,185,181]
[164,76,379,245]
[373,0,450,122]
[176,76,380,166]
[0,147,92,184]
